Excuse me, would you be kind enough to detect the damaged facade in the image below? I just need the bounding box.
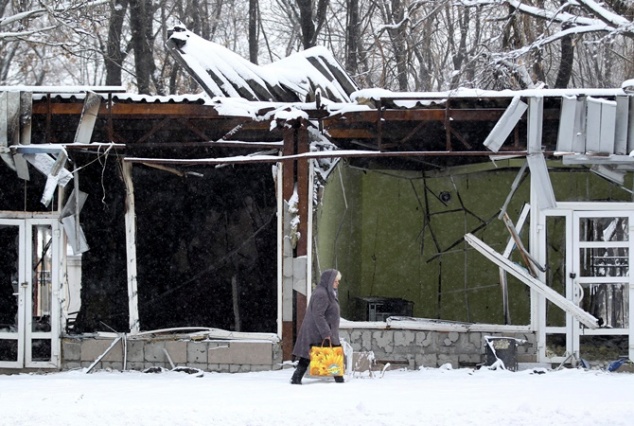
[1,27,633,373]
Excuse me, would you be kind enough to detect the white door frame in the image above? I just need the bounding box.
[0,216,62,369]
[539,203,634,363]
[571,210,633,359]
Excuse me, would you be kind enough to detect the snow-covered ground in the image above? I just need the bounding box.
[1,365,633,425]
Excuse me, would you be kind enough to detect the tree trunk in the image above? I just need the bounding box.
[450,8,469,89]
[209,0,224,40]
[554,23,574,88]
[105,0,129,87]
[345,0,359,75]
[296,0,315,49]
[387,0,408,91]
[296,0,330,49]
[129,0,155,94]
[312,0,329,46]
[249,0,259,64]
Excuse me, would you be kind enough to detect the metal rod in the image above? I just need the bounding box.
[124,150,538,166]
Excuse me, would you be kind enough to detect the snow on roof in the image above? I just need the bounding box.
[352,86,629,102]
[166,25,358,103]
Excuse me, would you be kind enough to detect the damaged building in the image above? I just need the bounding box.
[1,26,634,373]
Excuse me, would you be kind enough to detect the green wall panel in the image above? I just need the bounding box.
[314,160,632,325]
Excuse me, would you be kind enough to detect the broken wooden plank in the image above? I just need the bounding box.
[465,233,599,329]
[501,212,545,276]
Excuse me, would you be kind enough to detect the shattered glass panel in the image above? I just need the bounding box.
[578,217,628,242]
[579,283,629,328]
[579,248,628,277]
[577,217,630,328]
[579,216,629,277]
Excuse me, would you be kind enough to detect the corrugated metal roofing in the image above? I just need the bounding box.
[29,91,209,104]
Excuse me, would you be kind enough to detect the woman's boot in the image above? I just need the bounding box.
[290,358,309,384]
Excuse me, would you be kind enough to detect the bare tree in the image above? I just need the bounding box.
[377,0,409,91]
[467,0,634,88]
[0,0,109,85]
[3,0,634,93]
[129,0,156,94]
[104,0,130,87]
[249,0,259,63]
[344,0,359,74]
[296,0,330,49]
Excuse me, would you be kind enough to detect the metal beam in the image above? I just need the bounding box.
[465,233,599,329]
[122,161,140,333]
[527,97,543,154]
[483,96,528,152]
[556,95,586,153]
[123,150,534,166]
[73,92,102,144]
[527,153,556,210]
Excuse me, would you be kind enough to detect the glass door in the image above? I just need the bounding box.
[0,220,24,367]
[572,212,633,362]
[0,218,61,369]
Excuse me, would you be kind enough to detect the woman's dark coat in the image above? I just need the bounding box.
[292,269,341,360]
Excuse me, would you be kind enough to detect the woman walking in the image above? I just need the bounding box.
[290,269,343,384]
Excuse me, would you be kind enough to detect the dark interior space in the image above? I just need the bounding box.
[0,158,56,212]
[133,161,278,333]
[68,147,279,334]
[72,151,129,333]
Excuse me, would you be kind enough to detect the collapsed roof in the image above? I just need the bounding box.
[3,29,634,179]
[166,25,358,103]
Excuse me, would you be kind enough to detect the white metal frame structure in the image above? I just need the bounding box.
[0,216,62,369]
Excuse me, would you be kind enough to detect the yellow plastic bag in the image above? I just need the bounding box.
[309,340,344,377]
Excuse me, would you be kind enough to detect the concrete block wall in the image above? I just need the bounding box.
[340,328,537,369]
[62,328,536,373]
[62,337,284,373]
